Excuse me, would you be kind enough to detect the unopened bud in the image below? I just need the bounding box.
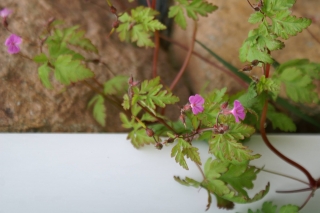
[220,102,228,110]
[110,6,117,14]
[155,142,163,150]
[166,138,174,143]
[146,128,154,137]
[251,60,260,66]
[112,20,120,28]
[240,64,252,72]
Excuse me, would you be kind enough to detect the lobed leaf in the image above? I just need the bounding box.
[88,94,106,126]
[54,55,94,85]
[38,63,53,89]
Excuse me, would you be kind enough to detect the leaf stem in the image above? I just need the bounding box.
[299,189,316,210]
[169,21,198,91]
[137,102,178,134]
[255,166,309,185]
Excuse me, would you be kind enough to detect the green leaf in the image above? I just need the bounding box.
[279,204,299,213]
[88,94,106,126]
[33,53,48,63]
[248,12,265,24]
[274,59,319,103]
[227,123,256,140]
[38,63,53,89]
[270,12,311,39]
[133,77,179,112]
[204,158,229,180]
[116,6,166,47]
[54,55,94,85]
[209,134,260,163]
[267,110,296,132]
[256,75,280,98]
[247,201,299,213]
[104,75,129,96]
[171,138,201,170]
[219,163,259,198]
[169,0,218,29]
[68,30,98,53]
[173,176,201,188]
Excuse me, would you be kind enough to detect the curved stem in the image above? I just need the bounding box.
[159,35,248,88]
[299,189,316,210]
[246,0,255,10]
[260,64,316,187]
[255,167,309,185]
[169,21,197,91]
[196,163,206,180]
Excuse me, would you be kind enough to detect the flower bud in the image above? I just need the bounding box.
[110,6,117,14]
[251,60,260,66]
[155,142,163,150]
[166,138,174,143]
[146,128,154,137]
[220,102,228,110]
[112,20,120,28]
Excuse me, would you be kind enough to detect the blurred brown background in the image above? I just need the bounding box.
[0,0,319,132]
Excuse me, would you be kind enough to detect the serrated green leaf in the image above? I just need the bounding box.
[204,158,229,180]
[168,5,187,29]
[128,127,155,148]
[104,75,129,96]
[267,110,296,132]
[248,12,265,24]
[88,94,106,126]
[133,77,179,111]
[279,204,299,213]
[219,163,259,198]
[256,75,280,98]
[169,0,217,29]
[271,12,311,39]
[120,112,132,129]
[38,63,53,89]
[174,176,201,188]
[116,6,166,47]
[33,53,48,63]
[68,30,98,53]
[171,138,201,170]
[203,179,231,197]
[227,123,256,140]
[209,134,260,163]
[54,55,94,85]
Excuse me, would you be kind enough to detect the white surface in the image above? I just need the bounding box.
[0,134,319,213]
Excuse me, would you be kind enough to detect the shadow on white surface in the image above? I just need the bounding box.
[0,134,319,213]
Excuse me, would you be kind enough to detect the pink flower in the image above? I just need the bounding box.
[225,100,246,123]
[5,34,22,54]
[189,94,204,115]
[0,8,12,18]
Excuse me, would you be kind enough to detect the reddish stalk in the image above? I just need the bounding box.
[260,64,316,187]
[152,30,160,78]
[169,21,198,91]
[160,35,248,88]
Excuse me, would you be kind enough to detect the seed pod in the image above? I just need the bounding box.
[110,6,117,14]
[155,143,163,150]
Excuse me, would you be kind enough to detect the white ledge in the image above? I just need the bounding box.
[0,134,319,213]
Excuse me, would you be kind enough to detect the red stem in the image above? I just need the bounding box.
[159,34,248,88]
[152,30,160,78]
[260,64,316,187]
[169,21,198,91]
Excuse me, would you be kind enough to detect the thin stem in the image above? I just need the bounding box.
[306,28,320,46]
[152,30,160,78]
[137,102,178,134]
[246,0,255,10]
[196,163,206,180]
[299,189,316,210]
[159,35,248,88]
[169,21,198,91]
[256,167,309,185]
[18,53,33,62]
[277,187,312,194]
